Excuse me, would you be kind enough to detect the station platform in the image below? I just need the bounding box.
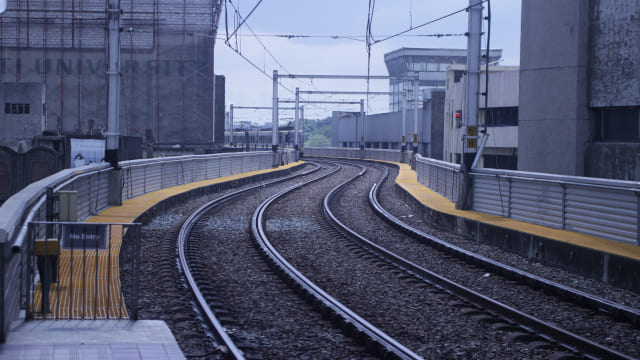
[0,161,305,360]
[394,162,640,291]
[0,320,184,360]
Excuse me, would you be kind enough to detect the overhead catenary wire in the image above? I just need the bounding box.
[371,0,488,45]
[221,0,336,116]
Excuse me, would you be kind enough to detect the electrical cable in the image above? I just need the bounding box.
[373,0,488,45]
[226,0,263,41]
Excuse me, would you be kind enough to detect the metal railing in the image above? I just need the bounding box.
[304,146,408,163]
[306,147,640,245]
[470,168,640,245]
[0,150,296,341]
[25,222,141,320]
[414,154,461,202]
[119,152,274,201]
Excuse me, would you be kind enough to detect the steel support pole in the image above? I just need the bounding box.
[294,87,299,150]
[413,78,419,153]
[106,0,121,168]
[301,106,305,149]
[272,70,279,152]
[456,0,483,211]
[211,64,216,145]
[229,104,234,145]
[359,99,365,150]
[401,91,407,152]
[463,0,482,169]
[211,0,223,144]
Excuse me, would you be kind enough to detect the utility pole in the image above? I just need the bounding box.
[106,0,121,168]
[106,0,122,206]
[295,87,300,150]
[211,0,224,145]
[463,0,482,169]
[456,0,483,210]
[413,78,419,153]
[300,106,305,150]
[359,99,365,150]
[272,70,279,152]
[401,90,407,152]
[229,104,234,145]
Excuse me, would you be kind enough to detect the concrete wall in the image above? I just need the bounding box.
[585,143,640,180]
[518,0,590,176]
[589,0,640,107]
[0,83,45,148]
[0,1,225,147]
[430,91,445,160]
[0,36,220,146]
[331,106,435,155]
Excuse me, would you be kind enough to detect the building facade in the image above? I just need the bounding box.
[519,0,640,179]
[443,65,519,169]
[331,88,445,159]
[384,48,502,112]
[0,0,225,147]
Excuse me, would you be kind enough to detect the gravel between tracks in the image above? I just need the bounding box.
[125,158,640,359]
[334,161,640,357]
[266,162,556,359]
[128,164,375,359]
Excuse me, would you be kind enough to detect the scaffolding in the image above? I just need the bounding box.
[0,0,224,146]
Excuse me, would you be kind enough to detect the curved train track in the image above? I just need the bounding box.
[136,158,640,359]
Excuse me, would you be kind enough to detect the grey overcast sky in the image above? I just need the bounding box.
[215,0,522,124]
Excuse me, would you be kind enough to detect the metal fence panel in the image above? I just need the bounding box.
[565,185,637,244]
[25,222,141,320]
[415,155,461,202]
[510,179,564,228]
[125,166,147,199]
[181,159,194,184]
[3,250,21,341]
[207,158,220,179]
[231,155,243,175]
[219,157,233,177]
[144,164,163,194]
[472,175,510,217]
[193,158,207,182]
[70,177,91,221]
[161,162,179,188]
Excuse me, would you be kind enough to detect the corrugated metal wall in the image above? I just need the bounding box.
[471,168,640,245]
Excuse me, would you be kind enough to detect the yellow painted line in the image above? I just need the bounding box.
[32,229,127,319]
[32,161,304,319]
[394,162,640,261]
[91,161,304,223]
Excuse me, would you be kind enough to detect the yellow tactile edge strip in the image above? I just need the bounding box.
[89,161,305,223]
[33,161,305,319]
[394,162,640,261]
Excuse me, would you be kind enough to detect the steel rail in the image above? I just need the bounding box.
[368,164,640,326]
[322,161,634,360]
[251,163,423,360]
[177,163,322,359]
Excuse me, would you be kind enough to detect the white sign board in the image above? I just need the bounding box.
[70,138,105,168]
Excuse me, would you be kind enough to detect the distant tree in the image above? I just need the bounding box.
[306,133,330,147]
[303,117,332,147]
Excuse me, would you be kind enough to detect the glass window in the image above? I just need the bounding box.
[593,108,640,142]
[426,63,438,71]
[481,107,518,127]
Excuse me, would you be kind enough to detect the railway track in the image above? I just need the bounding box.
[176,162,416,359]
[326,159,640,359]
[133,158,640,359]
